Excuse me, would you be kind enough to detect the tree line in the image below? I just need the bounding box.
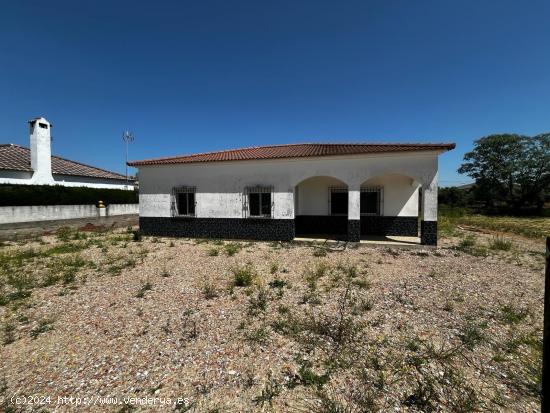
[440,133,550,215]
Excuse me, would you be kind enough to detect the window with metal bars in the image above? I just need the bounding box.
[244,186,273,218]
[360,186,383,216]
[171,186,196,217]
[329,187,348,215]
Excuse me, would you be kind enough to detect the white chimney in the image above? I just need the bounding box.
[29,117,54,184]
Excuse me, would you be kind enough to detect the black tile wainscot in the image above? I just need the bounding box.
[140,217,295,241]
[360,216,418,237]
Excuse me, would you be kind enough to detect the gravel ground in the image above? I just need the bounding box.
[0,228,545,412]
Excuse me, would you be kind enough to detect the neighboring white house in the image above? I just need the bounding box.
[128,142,455,245]
[0,117,135,190]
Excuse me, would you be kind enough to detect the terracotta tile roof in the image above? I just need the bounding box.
[0,144,132,181]
[128,142,455,166]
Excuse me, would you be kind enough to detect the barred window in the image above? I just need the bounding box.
[329,187,348,215]
[172,186,196,217]
[244,186,273,218]
[360,186,383,216]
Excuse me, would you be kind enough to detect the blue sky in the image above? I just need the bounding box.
[1,1,549,186]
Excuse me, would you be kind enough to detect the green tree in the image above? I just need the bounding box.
[438,186,473,207]
[458,133,550,212]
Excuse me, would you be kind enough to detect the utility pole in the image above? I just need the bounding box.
[543,237,549,412]
[122,131,134,186]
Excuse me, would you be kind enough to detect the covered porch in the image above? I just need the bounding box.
[293,172,438,246]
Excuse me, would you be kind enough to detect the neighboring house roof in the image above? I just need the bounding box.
[128,142,456,166]
[0,144,133,181]
[455,183,475,190]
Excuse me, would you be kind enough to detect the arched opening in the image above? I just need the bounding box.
[359,173,420,240]
[294,176,348,239]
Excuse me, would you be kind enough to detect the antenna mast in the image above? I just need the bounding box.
[122,131,134,185]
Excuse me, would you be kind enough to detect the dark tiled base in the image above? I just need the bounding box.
[347,220,360,242]
[420,220,437,246]
[140,216,431,244]
[295,215,348,237]
[139,217,295,241]
[360,216,418,236]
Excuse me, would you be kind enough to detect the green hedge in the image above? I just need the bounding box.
[0,184,138,206]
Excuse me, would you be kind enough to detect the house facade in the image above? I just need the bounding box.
[128,143,455,245]
[0,117,135,190]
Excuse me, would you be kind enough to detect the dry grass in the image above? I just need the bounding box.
[439,207,550,240]
[0,225,545,412]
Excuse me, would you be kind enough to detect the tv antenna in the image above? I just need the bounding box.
[122,130,135,184]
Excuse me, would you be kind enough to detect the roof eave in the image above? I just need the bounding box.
[128,145,456,167]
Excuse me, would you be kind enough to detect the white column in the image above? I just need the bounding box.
[347,183,361,242]
[422,173,438,222]
[348,184,360,220]
[421,173,438,246]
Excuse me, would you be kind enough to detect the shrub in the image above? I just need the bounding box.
[56,227,74,242]
[30,319,54,339]
[313,248,327,257]
[455,235,488,257]
[268,279,286,289]
[296,358,331,388]
[248,287,270,315]
[499,304,529,324]
[224,243,242,256]
[161,263,171,277]
[46,242,87,255]
[489,236,512,251]
[252,373,281,406]
[202,283,219,299]
[247,326,270,345]
[232,264,255,287]
[136,281,152,298]
[132,230,142,242]
[458,235,476,249]
[2,319,15,345]
[0,184,137,206]
[458,319,488,350]
[352,278,371,289]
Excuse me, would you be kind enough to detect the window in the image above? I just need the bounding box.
[329,187,348,215]
[245,186,272,217]
[172,186,196,217]
[360,187,382,216]
[38,122,48,129]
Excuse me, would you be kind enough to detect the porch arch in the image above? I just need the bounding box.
[294,176,349,239]
[360,172,420,217]
[358,172,421,240]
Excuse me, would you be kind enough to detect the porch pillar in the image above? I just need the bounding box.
[348,184,360,242]
[421,174,438,246]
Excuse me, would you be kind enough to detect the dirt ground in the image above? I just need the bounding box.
[0,214,138,241]
[0,227,545,412]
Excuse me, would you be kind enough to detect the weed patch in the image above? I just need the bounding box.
[489,236,512,251]
[499,304,529,325]
[136,281,153,298]
[30,318,54,339]
[232,263,256,287]
[224,242,242,256]
[202,283,219,299]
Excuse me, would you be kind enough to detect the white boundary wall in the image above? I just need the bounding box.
[0,204,138,224]
[0,174,134,190]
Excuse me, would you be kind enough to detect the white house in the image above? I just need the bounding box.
[128,142,455,245]
[0,117,135,190]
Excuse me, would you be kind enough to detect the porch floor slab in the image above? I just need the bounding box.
[360,235,422,247]
[293,235,428,249]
